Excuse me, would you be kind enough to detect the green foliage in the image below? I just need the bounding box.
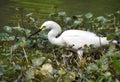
[0,9,120,82]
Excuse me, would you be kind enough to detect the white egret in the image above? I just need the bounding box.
[29,21,117,60]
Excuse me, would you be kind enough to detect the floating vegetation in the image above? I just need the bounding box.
[0,9,120,82]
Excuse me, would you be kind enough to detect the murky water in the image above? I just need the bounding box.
[0,0,120,27]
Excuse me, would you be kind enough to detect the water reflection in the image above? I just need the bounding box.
[0,0,120,27]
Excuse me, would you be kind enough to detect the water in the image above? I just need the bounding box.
[0,0,120,27]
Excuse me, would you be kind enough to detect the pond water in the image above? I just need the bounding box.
[0,0,120,27]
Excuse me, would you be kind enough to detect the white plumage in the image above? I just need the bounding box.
[41,21,109,49]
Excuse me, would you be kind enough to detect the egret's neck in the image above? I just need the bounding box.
[48,25,63,46]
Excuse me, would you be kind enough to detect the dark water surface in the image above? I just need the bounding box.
[0,0,120,27]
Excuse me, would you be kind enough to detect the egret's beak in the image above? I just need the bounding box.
[27,26,45,39]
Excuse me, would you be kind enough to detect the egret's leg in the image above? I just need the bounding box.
[66,47,84,60]
[77,50,84,60]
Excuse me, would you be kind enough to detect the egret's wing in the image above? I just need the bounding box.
[61,35,92,49]
[60,30,105,49]
[61,30,97,37]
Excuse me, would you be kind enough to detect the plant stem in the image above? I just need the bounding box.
[22,47,29,63]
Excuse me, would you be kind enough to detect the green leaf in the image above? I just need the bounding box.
[63,77,71,82]
[64,17,72,24]
[104,72,111,78]
[72,20,82,27]
[107,14,114,17]
[112,57,120,74]
[41,63,53,74]
[85,13,93,19]
[2,53,11,56]
[116,10,120,14]
[24,29,31,36]
[0,33,9,37]
[87,63,98,72]
[41,78,56,82]
[96,16,107,24]
[58,11,66,17]
[17,37,26,42]
[58,69,66,75]
[13,65,21,70]
[96,76,104,82]
[32,57,46,66]
[9,36,15,41]
[3,26,12,33]
[49,12,57,18]
[107,33,116,40]
[11,44,19,50]
[26,13,33,17]
[17,37,27,47]
[26,68,35,79]
[0,68,5,76]
[0,33,11,41]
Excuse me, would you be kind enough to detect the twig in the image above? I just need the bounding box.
[22,47,29,63]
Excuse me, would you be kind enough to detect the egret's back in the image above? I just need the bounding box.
[60,30,109,49]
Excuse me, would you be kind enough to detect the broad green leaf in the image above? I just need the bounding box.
[26,68,35,79]
[58,11,66,17]
[49,13,57,18]
[13,65,21,70]
[24,29,31,36]
[0,33,9,37]
[112,57,120,74]
[3,26,12,33]
[0,68,5,76]
[72,20,82,27]
[63,77,71,82]
[107,33,116,40]
[96,76,104,82]
[64,17,72,24]
[58,69,66,75]
[32,57,46,66]
[87,63,98,72]
[17,37,26,42]
[85,13,93,19]
[41,78,56,82]
[104,72,111,78]
[41,63,53,75]
[17,37,27,47]
[116,10,120,14]
[11,44,19,50]
[9,36,15,41]
[2,53,11,56]
[96,16,107,24]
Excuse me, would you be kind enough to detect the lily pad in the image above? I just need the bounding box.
[85,13,93,19]
[32,57,46,66]
[3,26,12,33]
[41,63,53,75]
[58,11,66,17]
[26,68,35,79]
[64,17,72,24]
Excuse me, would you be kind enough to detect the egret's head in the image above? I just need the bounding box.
[28,21,61,38]
[40,21,59,30]
[40,22,50,31]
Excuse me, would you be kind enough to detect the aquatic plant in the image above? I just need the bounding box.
[0,9,120,82]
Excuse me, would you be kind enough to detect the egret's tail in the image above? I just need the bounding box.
[100,37,109,45]
[111,40,118,44]
[100,37,119,45]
